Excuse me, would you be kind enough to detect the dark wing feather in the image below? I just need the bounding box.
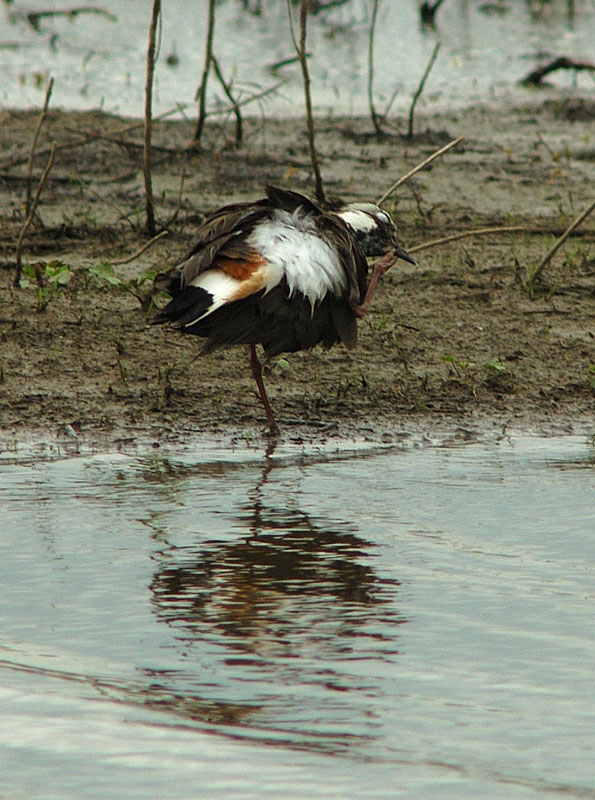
[319,215,369,308]
[154,201,271,297]
[264,185,322,216]
[195,285,343,357]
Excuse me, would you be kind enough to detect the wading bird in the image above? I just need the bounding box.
[152,185,415,433]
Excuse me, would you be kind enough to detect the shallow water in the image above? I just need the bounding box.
[1,433,594,798]
[1,0,594,117]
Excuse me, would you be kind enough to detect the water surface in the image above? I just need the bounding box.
[1,433,594,798]
[1,0,594,117]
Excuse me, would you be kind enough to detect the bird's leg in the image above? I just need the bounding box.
[249,344,279,435]
[353,250,398,318]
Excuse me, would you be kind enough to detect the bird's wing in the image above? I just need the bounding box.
[153,201,270,297]
[264,184,322,215]
[319,215,369,307]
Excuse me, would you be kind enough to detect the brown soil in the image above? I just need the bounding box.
[0,99,594,452]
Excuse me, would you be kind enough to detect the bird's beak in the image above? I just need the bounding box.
[394,244,417,265]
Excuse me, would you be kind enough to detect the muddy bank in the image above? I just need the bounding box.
[0,98,594,452]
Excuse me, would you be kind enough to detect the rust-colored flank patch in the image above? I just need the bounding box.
[215,250,267,281]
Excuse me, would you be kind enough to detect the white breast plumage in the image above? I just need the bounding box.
[249,208,346,307]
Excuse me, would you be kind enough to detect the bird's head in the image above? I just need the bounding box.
[335,202,416,264]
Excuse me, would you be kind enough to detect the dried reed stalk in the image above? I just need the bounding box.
[14,142,57,287]
[25,77,54,216]
[377,136,464,206]
[143,0,161,236]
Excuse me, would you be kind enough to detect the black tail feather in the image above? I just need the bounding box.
[151,286,213,327]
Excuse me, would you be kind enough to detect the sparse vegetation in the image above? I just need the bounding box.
[0,4,593,437]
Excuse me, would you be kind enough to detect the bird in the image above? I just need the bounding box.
[151,185,415,434]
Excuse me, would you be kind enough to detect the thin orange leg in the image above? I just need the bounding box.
[249,344,279,435]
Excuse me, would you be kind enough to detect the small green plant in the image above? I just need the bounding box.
[276,358,291,372]
[441,354,474,377]
[487,360,506,373]
[87,261,122,286]
[19,260,72,311]
[86,262,157,311]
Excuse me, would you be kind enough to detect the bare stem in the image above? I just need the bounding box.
[203,80,285,119]
[111,230,169,266]
[409,226,526,254]
[407,42,440,138]
[14,142,57,287]
[211,54,242,144]
[527,199,595,289]
[298,0,325,203]
[367,0,383,135]
[25,77,54,217]
[377,136,463,206]
[193,0,216,146]
[144,0,161,236]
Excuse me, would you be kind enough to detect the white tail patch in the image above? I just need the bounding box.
[184,268,268,327]
[183,270,242,327]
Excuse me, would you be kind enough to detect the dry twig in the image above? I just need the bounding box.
[203,80,286,120]
[14,142,57,287]
[520,56,595,86]
[25,77,53,216]
[111,231,169,266]
[377,136,463,206]
[409,226,526,254]
[210,54,243,144]
[297,0,325,202]
[527,199,595,290]
[367,0,383,135]
[144,0,161,236]
[407,43,440,138]
[193,0,217,146]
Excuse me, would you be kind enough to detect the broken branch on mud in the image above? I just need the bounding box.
[0,105,188,171]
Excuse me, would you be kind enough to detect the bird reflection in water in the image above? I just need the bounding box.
[144,443,406,747]
[149,443,404,660]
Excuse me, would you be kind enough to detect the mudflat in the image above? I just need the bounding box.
[0,98,593,450]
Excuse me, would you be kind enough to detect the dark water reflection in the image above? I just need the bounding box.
[142,448,405,747]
